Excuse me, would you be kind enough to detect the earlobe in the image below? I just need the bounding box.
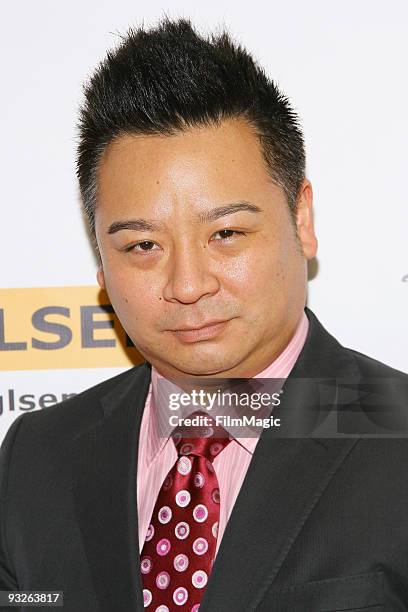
[96,267,106,290]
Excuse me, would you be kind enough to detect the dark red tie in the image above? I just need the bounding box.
[140,421,231,610]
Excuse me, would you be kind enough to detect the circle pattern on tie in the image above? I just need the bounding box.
[156,538,171,556]
[180,443,194,455]
[140,430,231,609]
[194,472,205,488]
[212,488,220,504]
[175,521,190,539]
[143,589,152,607]
[173,586,188,606]
[177,456,192,475]
[175,490,191,507]
[141,556,153,574]
[158,506,172,524]
[173,553,189,572]
[210,442,223,456]
[156,571,170,589]
[193,504,208,522]
[192,570,208,588]
[145,524,155,541]
[192,537,208,555]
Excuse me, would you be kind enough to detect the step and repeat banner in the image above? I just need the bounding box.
[0,286,144,438]
[1,1,407,443]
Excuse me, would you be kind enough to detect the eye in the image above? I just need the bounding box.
[124,240,160,253]
[211,229,245,241]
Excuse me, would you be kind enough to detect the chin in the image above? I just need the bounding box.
[168,352,241,378]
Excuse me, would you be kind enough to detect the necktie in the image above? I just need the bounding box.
[140,418,231,610]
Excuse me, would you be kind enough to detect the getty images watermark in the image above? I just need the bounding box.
[153,377,285,438]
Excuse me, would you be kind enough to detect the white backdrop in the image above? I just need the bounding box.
[1,0,407,443]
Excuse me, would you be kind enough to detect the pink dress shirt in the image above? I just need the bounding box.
[136,311,309,556]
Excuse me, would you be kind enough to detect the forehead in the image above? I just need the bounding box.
[96,117,276,212]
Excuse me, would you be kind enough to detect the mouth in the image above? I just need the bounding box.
[170,319,231,343]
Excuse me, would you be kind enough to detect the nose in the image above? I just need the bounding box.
[162,242,220,304]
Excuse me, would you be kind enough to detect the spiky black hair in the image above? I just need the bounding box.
[76,17,305,247]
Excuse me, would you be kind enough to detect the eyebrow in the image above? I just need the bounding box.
[198,201,262,223]
[107,218,164,234]
[106,201,262,235]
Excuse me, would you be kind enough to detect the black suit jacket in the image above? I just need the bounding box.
[1,307,408,611]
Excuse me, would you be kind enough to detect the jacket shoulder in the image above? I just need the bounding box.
[2,362,150,443]
[344,345,408,381]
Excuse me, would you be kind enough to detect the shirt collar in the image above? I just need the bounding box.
[145,309,309,464]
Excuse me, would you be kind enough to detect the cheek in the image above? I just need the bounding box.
[103,268,161,324]
[219,238,299,323]
[220,241,288,294]
[219,251,254,285]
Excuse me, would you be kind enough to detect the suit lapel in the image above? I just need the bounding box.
[71,362,151,612]
[199,438,359,612]
[199,308,363,611]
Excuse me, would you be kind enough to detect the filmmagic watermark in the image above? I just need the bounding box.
[169,412,281,430]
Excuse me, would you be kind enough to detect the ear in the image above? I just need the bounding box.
[96,267,106,290]
[295,179,318,260]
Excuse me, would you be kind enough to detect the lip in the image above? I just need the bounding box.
[171,319,230,343]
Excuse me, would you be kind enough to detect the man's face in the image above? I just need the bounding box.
[95,117,317,378]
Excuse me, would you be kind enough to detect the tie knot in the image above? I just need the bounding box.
[175,434,231,462]
[172,413,231,462]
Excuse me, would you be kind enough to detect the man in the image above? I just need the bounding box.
[1,17,407,612]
